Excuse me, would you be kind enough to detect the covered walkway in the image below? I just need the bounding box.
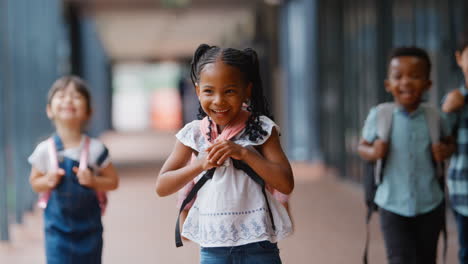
[1,1,466,263]
[0,132,457,263]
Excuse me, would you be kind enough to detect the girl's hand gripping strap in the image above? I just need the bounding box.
[36,138,59,209]
[38,136,107,215]
[80,137,108,215]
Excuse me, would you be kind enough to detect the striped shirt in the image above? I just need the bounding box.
[445,85,468,216]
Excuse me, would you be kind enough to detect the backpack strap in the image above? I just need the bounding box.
[175,168,215,247]
[174,160,277,248]
[36,137,60,209]
[421,103,444,177]
[38,135,105,213]
[363,102,395,264]
[375,102,396,140]
[374,102,396,185]
[232,159,276,232]
[37,136,63,209]
[89,139,109,216]
[422,103,441,144]
[79,137,90,171]
[96,146,109,167]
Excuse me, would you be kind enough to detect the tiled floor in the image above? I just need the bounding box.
[0,132,458,263]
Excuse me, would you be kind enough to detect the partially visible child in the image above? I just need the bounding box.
[357,47,454,264]
[28,76,119,264]
[155,44,294,264]
[441,29,468,264]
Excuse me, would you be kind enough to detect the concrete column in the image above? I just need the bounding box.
[279,0,322,161]
[79,16,113,136]
[0,0,9,242]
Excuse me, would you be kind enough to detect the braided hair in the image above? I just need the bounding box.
[190,44,273,142]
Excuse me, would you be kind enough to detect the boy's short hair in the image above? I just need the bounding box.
[457,28,468,53]
[388,46,431,78]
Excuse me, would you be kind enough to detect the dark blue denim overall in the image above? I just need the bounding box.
[44,135,103,264]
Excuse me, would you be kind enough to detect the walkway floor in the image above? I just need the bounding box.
[0,131,459,263]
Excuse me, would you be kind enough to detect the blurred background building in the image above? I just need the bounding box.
[0,0,467,259]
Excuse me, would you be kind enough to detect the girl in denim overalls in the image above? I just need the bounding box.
[28,76,119,264]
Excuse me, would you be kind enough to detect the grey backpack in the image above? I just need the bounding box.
[373,102,443,184]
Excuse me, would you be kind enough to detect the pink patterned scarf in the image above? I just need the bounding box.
[177,110,288,210]
[200,109,251,144]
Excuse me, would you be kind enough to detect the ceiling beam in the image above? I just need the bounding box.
[66,0,257,12]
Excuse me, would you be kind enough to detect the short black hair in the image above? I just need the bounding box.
[388,46,432,78]
[457,28,468,53]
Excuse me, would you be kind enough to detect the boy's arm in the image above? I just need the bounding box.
[442,89,465,113]
[357,139,389,161]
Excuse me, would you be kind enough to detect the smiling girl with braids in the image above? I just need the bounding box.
[155,44,294,264]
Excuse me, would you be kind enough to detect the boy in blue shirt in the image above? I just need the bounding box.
[441,29,468,264]
[358,46,454,264]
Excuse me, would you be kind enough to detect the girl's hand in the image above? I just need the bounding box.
[46,169,66,189]
[73,167,95,188]
[197,151,220,171]
[206,140,247,166]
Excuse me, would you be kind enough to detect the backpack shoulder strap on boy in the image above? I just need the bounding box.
[374,102,442,178]
[363,102,447,264]
[363,102,395,264]
[174,161,276,248]
[366,102,443,213]
[374,102,397,185]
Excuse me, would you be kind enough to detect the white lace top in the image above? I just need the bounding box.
[176,116,293,247]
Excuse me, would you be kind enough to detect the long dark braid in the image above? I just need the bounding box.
[190,45,226,120]
[242,48,273,142]
[190,44,221,141]
[190,44,273,142]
